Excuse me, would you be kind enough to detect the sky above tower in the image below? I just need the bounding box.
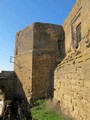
[0,0,76,71]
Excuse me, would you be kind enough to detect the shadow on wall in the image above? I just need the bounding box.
[0,71,17,100]
[49,28,66,98]
[0,71,32,119]
[13,72,32,119]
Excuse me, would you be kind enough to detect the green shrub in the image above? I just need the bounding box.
[30,99,71,120]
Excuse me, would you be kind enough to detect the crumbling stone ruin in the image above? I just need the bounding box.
[0,0,90,119]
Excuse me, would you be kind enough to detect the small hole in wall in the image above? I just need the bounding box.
[79,82,81,84]
[73,60,75,64]
[18,33,20,37]
[54,88,56,91]
[70,99,72,103]
[58,39,63,58]
[16,48,18,55]
[56,100,60,107]
[72,106,74,111]
[86,43,90,48]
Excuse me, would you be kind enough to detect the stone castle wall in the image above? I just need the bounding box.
[14,23,64,101]
[54,0,90,120]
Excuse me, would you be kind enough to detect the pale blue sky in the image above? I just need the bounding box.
[0,0,76,71]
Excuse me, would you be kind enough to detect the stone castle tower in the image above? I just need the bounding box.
[0,0,90,119]
[14,23,64,101]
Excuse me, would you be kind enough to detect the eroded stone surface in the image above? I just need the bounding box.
[54,0,90,120]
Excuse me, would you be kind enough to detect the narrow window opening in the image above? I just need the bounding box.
[58,39,63,58]
[76,22,81,48]
[16,48,18,55]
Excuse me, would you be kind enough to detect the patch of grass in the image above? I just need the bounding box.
[30,100,71,120]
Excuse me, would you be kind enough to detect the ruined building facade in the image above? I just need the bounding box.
[0,0,89,119]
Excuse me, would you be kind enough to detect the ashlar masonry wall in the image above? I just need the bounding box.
[54,0,90,120]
